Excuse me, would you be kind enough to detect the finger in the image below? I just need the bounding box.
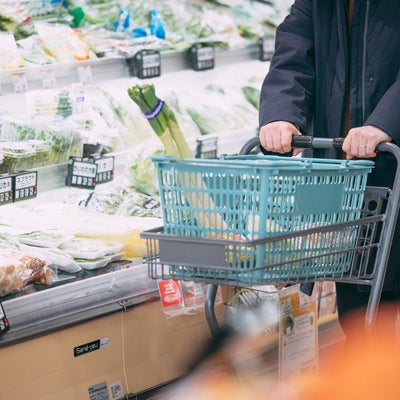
[260,124,281,152]
[264,128,276,151]
[292,148,303,157]
[341,135,354,155]
[274,130,293,153]
[258,126,267,149]
[365,141,377,158]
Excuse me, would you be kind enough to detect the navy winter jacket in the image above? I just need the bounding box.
[259,0,400,290]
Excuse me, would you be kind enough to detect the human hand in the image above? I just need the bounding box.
[342,125,392,159]
[259,121,302,156]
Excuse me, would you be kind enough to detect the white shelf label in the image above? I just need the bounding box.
[78,65,93,85]
[40,68,57,89]
[11,72,29,93]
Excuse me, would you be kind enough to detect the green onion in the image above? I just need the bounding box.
[127,84,193,158]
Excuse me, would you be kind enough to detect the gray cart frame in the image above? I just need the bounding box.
[141,137,400,336]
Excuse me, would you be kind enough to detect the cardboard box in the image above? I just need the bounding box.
[0,299,222,399]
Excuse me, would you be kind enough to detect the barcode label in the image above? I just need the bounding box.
[109,381,124,400]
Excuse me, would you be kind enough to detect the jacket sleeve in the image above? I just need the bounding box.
[365,77,400,144]
[259,0,315,133]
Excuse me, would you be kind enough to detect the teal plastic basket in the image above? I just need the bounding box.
[151,154,374,281]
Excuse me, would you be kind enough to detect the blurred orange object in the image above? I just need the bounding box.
[290,302,400,400]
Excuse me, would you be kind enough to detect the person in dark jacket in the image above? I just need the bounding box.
[258,0,400,328]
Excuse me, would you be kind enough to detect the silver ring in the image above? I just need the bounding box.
[358,145,367,148]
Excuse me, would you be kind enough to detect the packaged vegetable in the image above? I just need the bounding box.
[0,32,24,70]
[0,141,36,173]
[17,230,74,248]
[128,138,165,196]
[20,245,81,274]
[60,237,124,260]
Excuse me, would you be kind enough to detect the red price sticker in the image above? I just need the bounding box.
[158,280,183,308]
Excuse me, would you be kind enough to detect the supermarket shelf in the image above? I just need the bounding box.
[0,263,159,347]
[0,43,263,96]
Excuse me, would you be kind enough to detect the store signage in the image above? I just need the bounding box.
[74,337,109,357]
[190,44,215,71]
[66,156,97,189]
[95,155,114,184]
[279,287,318,381]
[131,49,162,79]
[13,171,37,201]
[259,35,275,61]
[0,303,10,334]
[0,175,13,204]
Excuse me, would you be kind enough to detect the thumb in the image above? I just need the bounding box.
[292,148,303,157]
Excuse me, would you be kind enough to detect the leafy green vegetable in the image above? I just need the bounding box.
[129,144,165,196]
[241,86,261,110]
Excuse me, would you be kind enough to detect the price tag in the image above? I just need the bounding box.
[190,44,215,71]
[259,35,275,61]
[77,65,93,85]
[40,68,57,89]
[95,156,114,184]
[0,175,13,204]
[66,157,97,189]
[11,72,29,93]
[0,303,10,335]
[13,171,37,202]
[134,50,161,79]
[196,136,218,159]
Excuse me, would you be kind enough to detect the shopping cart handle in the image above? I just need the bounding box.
[239,135,336,154]
[239,136,395,155]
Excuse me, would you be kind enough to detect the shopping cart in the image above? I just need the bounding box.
[141,136,400,337]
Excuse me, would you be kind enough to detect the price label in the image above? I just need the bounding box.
[196,136,218,159]
[190,44,215,71]
[0,303,10,335]
[95,156,114,184]
[135,50,161,79]
[40,68,57,89]
[11,72,29,93]
[0,175,13,204]
[13,171,37,201]
[77,65,93,85]
[66,157,97,189]
[259,36,275,61]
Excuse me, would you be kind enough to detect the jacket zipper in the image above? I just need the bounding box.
[361,0,370,122]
